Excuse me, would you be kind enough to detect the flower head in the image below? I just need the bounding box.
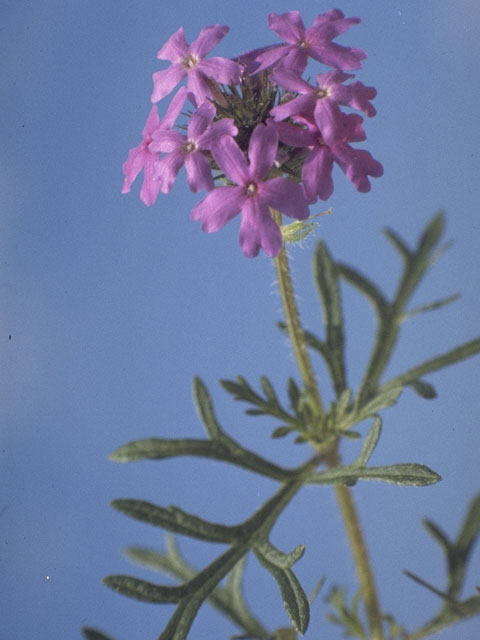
[191,123,309,257]
[151,25,241,106]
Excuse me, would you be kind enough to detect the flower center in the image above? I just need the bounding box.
[297,38,310,50]
[183,54,199,70]
[246,182,258,197]
[182,140,197,154]
[316,88,328,99]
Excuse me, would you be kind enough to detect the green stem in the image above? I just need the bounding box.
[272,211,324,418]
[272,211,384,640]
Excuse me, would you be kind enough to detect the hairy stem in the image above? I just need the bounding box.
[272,211,324,418]
[272,212,384,640]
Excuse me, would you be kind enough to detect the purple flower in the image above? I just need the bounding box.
[191,123,309,258]
[271,69,377,146]
[275,114,383,202]
[121,87,187,206]
[150,102,237,194]
[244,9,366,75]
[151,25,241,106]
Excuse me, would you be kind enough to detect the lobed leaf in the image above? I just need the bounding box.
[254,549,310,635]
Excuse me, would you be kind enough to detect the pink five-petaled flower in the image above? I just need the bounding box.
[243,9,366,75]
[121,87,187,206]
[150,102,237,194]
[275,113,383,202]
[271,69,376,146]
[191,123,309,258]
[151,25,241,106]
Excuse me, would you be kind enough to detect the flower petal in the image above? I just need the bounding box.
[198,118,237,151]
[156,26,189,62]
[149,129,185,153]
[121,145,146,194]
[154,150,185,194]
[302,147,334,201]
[141,105,160,138]
[212,135,249,185]
[247,124,278,181]
[198,57,242,85]
[191,185,245,231]
[190,25,229,58]
[139,153,162,206]
[187,102,215,140]
[268,11,305,44]
[186,69,214,106]
[151,64,186,103]
[260,177,309,220]
[159,86,188,129]
[185,152,214,192]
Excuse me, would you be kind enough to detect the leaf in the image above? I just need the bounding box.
[337,262,389,317]
[81,629,117,640]
[383,227,411,262]
[287,377,301,412]
[254,539,305,569]
[380,337,480,395]
[260,376,278,403]
[109,438,214,463]
[111,499,243,543]
[271,426,293,439]
[314,241,347,394]
[307,463,441,487]
[103,575,183,603]
[193,376,223,439]
[254,549,310,635]
[354,417,382,468]
[126,543,270,639]
[423,519,451,554]
[401,293,460,322]
[447,493,480,599]
[408,379,437,399]
[354,386,402,421]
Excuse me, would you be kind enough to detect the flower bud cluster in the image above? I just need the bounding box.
[122,9,383,257]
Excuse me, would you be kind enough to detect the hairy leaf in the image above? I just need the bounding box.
[254,549,310,634]
[308,463,441,487]
[354,417,382,468]
[111,499,243,543]
[254,539,305,569]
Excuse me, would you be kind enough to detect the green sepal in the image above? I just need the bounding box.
[307,462,441,487]
[111,499,244,543]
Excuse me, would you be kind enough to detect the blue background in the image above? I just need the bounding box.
[2,1,479,638]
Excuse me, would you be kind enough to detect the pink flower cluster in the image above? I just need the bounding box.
[122,10,383,258]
